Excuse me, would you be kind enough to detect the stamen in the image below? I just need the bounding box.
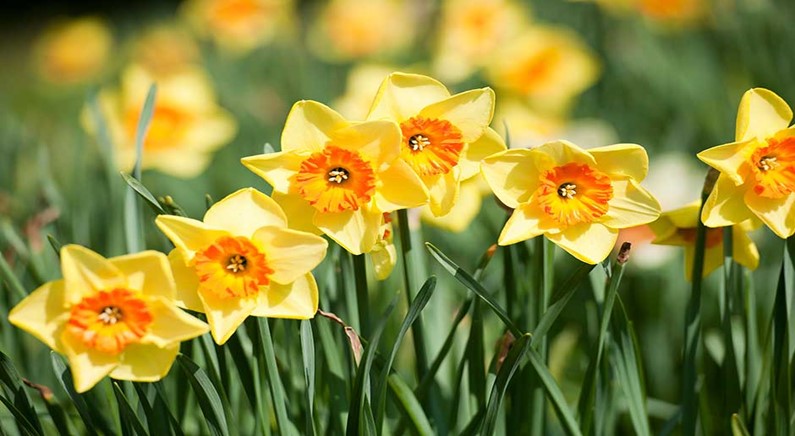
[98,306,123,325]
[557,183,577,199]
[408,134,431,151]
[226,254,248,273]
[327,167,350,183]
[757,155,778,172]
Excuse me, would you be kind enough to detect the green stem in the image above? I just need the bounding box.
[720,226,741,431]
[352,253,370,337]
[257,319,292,435]
[396,209,429,377]
[529,237,553,436]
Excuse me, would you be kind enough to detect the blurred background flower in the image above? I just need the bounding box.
[33,16,113,85]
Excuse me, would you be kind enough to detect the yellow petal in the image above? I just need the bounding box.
[498,203,558,245]
[589,143,649,181]
[701,245,725,278]
[421,177,483,233]
[143,297,209,347]
[376,160,429,212]
[313,208,381,255]
[534,140,597,167]
[367,72,451,121]
[109,251,175,299]
[252,226,328,284]
[744,189,795,238]
[198,290,258,345]
[458,127,506,181]
[481,148,548,208]
[648,217,679,245]
[696,140,753,185]
[370,244,397,280]
[61,245,126,305]
[427,170,460,217]
[110,343,179,382]
[272,191,322,235]
[241,152,304,194]
[204,188,288,236]
[281,100,349,153]
[60,333,118,393]
[666,201,702,228]
[8,280,68,351]
[601,179,661,229]
[251,273,318,319]
[419,88,495,142]
[701,175,755,228]
[735,88,793,142]
[334,120,401,167]
[547,223,618,264]
[155,215,229,258]
[732,226,760,270]
[167,249,204,312]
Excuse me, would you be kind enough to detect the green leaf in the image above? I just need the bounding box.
[124,84,157,253]
[0,253,27,301]
[386,373,433,436]
[133,383,181,436]
[301,320,317,436]
[611,297,651,436]
[0,394,41,436]
[530,262,594,349]
[731,413,751,436]
[0,352,43,435]
[225,332,258,420]
[481,334,532,435]
[24,379,72,436]
[255,319,294,435]
[176,353,229,436]
[526,348,582,436]
[120,173,165,215]
[113,383,148,436]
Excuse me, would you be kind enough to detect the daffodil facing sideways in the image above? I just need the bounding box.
[698,88,795,238]
[242,101,428,255]
[8,246,209,393]
[648,201,759,280]
[367,72,506,217]
[155,188,327,344]
[481,140,661,264]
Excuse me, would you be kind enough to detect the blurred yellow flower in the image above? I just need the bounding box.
[582,0,706,24]
[309,0,415,62]
[8,245,208,393]
[155,188,327,344]
[181,0,295,53]
[698,88,795,238]
[131,25,200,76]
[243,101,428,255]
[86,64,236,178]
[33,17,113,85]
[481,140,661,264]
[649,201,759,280]
[433,0,529,83]
[421,175,491,233]
[486,26,599,115]
[333,64,398,120]
[370,212,397,280]
[367,72,505,216]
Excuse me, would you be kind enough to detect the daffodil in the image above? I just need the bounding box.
[649,201,759,280]
[421,175,491,233]
[155,188,327,344]
[85,64,237,178]
[8,246,209,393]
[367,72,505,216]
[481,140,661,264]
[132,25,200,76]
[370,213,397,280]
[698,88,795,238]
[34,17,113,85]
[242,101,428,255]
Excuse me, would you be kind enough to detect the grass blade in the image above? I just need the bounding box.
[531,262,595,349]
[0,352,43,435]
[611,296,651,436]
[120,173,165,215]
[527,348,582,436]
[481,334,532,435]
[731,413,751,436]
[301,320,317,436]
[112,383,148,436]
[255,319,294,435]
[124,84,157,253]
[0,394,41,436]
[23,380,72,436]
[176,353,229,436]
[386,373,433,436]
[133,383,179,436]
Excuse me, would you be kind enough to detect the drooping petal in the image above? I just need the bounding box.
[697,245,725,279]
[701,175,755,228]
[458,127,506,181]
[241,151,304,194]
[534,140,597,167]
[204,188,288,236]
[589,143,649,181]
[143,297,209,348]
[744,189,795,238]
[427,170,461,217]
[313,208,381,255]
[61,245,126,305]
[281,100,349,153]
[376,160,429,212]
[197,290,258,345]
[735,88,793,142]
[601,179,661,229]
[8,280,68,351]
[155,215,229,258]
[732,226,760,270]
[370,243,397,280]
[498,203,558,245]
[647,216,680,245]
[481,148,549,208]
[419,88,495,143]
[251,273,318,319]
[60,333,118,393]
[421,177,484,232]
[696,140,753,185]
[272,191,322,235]
[109,251,175,299]
[547,223,618,264]
[334,120,402,167]
[252,226,328,284]
[665,201,702,229]
[167,249,204,312]
[367,72,451,122]
[110,343,179,382]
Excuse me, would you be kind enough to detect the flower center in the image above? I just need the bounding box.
[294,145,376,213]
[535,163,613,227]
[193,236,274,299]
[66,288,152,355]
[399,117,464,176]
[749,136,795,198]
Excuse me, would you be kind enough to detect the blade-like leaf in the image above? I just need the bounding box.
[301,320,317,436]
[386,373,433,436]
[527,348,582,436]
[113,383,148,436]
[176,353,229,436]
[120,173,165,215]
[611,297,651,436]
[0,352,43,435]
[481,334,532,435]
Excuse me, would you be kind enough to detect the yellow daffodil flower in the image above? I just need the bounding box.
[132,25,200,76]
[370,213,397,280]
[332,64,398,120]
[242,101,428,255]
[33,17,113,85]
[481,140,661,264]
[9,246,209,393]
[155,188,327,345]
[698,88,795,238]
[367,72,505,216]
[85,64,237,178]
[649,201,759,280]
[421,175,491,233]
